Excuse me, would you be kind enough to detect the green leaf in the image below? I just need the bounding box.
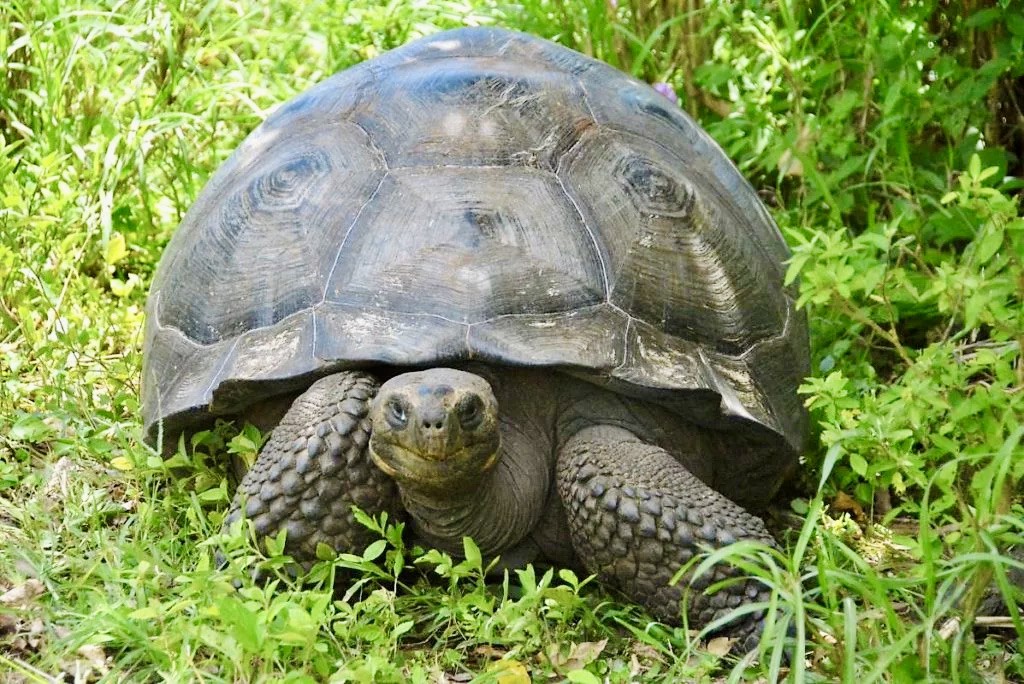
[198,483,227,502]
[973,224,1004,264]
[566,670,602,684]
[216,597,262,653]
[105,232,127,266]
[352,507,378,533]
[929,434,959,454]
[362,538,387,561]
[236,436,257,452]
[558,568,581,588]
[128,605,161,620]
[976,165,998,183]
[11,415,54,443]
[110,456,134,471]
[784,252,809,286]
[849,453,868,477]
[392,620,414,639]
[275,605,317,644]
[109,276,136,297]
[516,564,538,595]
[390,548,405,577]
[462,536,482,571]
[265,529,288,557]
[968,153,981,179]
[1008,11,1024,37]
[965,8,1003,29]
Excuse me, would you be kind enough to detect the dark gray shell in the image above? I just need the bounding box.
[142,27,809,464]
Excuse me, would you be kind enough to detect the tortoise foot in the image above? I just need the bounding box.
[225,371,402,562]
[556,425,775,651]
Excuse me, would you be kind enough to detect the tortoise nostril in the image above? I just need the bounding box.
[418,402,447,430]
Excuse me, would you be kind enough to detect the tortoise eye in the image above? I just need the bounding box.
[457,394,484,430]
[385,397,408,429]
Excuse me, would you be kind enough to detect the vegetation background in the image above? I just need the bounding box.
[1,0,1022,681]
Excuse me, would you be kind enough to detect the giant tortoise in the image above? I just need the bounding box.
[142,27,809,647]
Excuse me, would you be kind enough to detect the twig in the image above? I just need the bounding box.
[939,615,1020,639]
[0,654,57,683]
[974,616,1020,629]
[938,616,960,640]
[832,295,914,367]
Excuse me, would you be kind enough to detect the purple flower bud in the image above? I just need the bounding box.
[652,82,678,105]
[609,0,618,7]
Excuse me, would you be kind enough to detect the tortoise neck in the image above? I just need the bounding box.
[396,451,549,559]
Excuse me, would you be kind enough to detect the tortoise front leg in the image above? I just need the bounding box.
[556,425,775,651]
[224,371,403,562]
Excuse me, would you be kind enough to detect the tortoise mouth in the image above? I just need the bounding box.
[368,438,500,490]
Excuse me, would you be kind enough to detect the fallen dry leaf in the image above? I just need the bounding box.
[6,617,46,656]
[628,641,662,662]
[0,612,18,634]
[473,644,508,659]
[550,638,607,672]
[488,659,530,684]
[629,653,647,680]
[626,639,664,678]
[706,636,735,657]
[75,642,111,675]
[62,656,106,683]
[830,491,867,523]
[0,580,51,661]
[43,456,80,502]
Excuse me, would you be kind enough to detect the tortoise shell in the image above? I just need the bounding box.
[142,27,809,462]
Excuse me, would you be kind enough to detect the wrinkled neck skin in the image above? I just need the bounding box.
[395,433,550,560]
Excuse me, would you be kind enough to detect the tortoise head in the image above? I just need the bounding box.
[368,368,501,492]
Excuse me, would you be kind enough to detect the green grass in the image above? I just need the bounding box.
[2,0,1022,681]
